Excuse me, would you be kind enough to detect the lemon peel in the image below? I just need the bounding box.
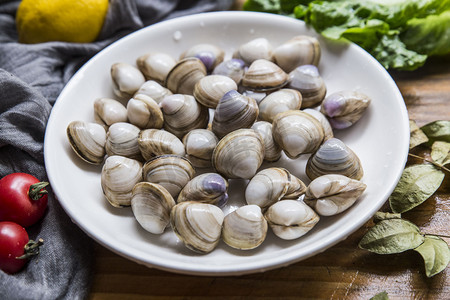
[16,0,109,44]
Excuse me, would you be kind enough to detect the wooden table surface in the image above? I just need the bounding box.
[88,8,450,300]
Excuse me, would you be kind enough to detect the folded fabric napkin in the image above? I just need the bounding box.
[0,0,233,299]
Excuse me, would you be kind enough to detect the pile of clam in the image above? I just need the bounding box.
[67,35,370,254]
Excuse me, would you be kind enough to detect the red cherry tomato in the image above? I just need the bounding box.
[0,173,49,227]
[0,222,43,274]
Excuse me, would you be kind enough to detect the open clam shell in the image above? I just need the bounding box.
[212,129,265,179]
[306,138,364,180]
[67,120,106,165]
[272,110,325,159]
[264,200,320,240]
[101,155,143,207]
[131,182,176,234]
[222,205,268,250]
[138,129,185,161]
[304,174,367,216]
[143,155,195,198]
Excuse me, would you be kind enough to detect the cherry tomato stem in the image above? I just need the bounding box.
[28,182,49,201]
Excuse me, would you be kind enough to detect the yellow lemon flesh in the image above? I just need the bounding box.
[16,0,109,44]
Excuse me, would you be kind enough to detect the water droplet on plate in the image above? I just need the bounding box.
[173,31,182,41]
[249,29,255,34]
[199,21,205,27]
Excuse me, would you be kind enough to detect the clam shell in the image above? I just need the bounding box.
[211,90,259,139]
[288,65,326,108]
[131,182,176,234]
[171,201,224,254]
[304,174,367,216]
[182,129,218,168]
[67,121,106,165]
[272,110,325,159]
[93,98,128,127]
[136,52,176,83]
[245,167,290,209]
[143,155,195,198]
[273,35,321,72]
[193,75,238,108]
[264,200,319,240]
[258,89,302,123]
[177,173,229,207]
[212,58,246,84]
[234,38,273,65]
[222,205,268,250]
[320,91,371,129]
[134,80,172,103]
[306,138,364,180]
[101,155,143,207]
[160,94,209,138]
[212,129,265,179]
[111,62,145,99]
[138,129,185,161]
[303,108,334,140]
[180,43,225,72]
[105,122,142,160]
[127,94,164,129]
[241,59,288,92]
[251,121,282,162]
[165,57,207,95]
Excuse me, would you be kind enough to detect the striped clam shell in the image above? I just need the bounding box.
[241,59,288,92]
[165,57,206,95]
[306,138,364,180]
[288,64,326,108]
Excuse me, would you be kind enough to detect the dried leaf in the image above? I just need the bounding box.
[370,291,389,300]
[373,211,401,223]
[389,164,445,213]
[414,235,450,277]
[359,219,425,254]
[409,120,428,149]
[431,141,450,166]
[421,120,450,145]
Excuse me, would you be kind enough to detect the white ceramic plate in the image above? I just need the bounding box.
[44,11,409,275]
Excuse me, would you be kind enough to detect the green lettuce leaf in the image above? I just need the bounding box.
[243,0,281,13]
[401,10,450,56]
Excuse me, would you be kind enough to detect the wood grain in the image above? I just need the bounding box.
[88,5,450,299]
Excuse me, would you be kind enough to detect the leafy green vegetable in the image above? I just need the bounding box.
[431,141,450,166]
[414,235,450,277]
[370,291,389,300]
[421,120,450,145]
[359,219,425,254]
[373,212,401,223]
[389,164,445,213]
[409,120,429,149]
[244,0,450,70]
[401,10,450,56]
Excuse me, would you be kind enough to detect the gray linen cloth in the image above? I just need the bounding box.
[0,0,233,299]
